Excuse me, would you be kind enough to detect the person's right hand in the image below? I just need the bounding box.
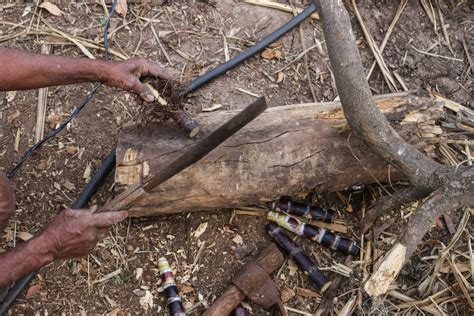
[38,206,127,260]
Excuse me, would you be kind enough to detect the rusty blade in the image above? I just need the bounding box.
[102,97,267,212]
[143,97,267,191]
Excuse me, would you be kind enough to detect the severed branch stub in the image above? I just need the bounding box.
[314,0,474,297]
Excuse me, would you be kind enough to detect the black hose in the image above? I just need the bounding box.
[179,3,317,96]
[0,4,317,314]
[71,150,116,209]
[0,149,117,315]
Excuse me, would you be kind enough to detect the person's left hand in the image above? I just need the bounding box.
[102,58,173,102]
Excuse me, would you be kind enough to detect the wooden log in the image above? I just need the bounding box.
[115,92,444,217]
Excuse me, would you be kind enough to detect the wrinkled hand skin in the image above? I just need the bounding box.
[39,206,128,260]
[102,57,173,103]
[0,48,173,103]
[0,172,15,232]
[0,206,127,288]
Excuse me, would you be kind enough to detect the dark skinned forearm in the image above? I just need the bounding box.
[0,47,108,91]
[0,235,53,288]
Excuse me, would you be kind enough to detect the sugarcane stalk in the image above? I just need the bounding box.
[271,198,334,223]
[232,304,249,316]
[267,222,331,292]
[267,211,360,256]
[158,257,187,316]
[172,110,200,138]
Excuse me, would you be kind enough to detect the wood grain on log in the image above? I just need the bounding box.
[115,92,443,217]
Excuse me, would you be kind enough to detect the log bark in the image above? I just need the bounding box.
[115,92,444,217]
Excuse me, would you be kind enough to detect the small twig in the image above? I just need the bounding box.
[410,45,463,62]
[367,0,407,80]
[351,0,398,92]
[149,23,173,65]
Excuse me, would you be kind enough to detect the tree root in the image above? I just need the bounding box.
[365,167,474,296]
[361,186,429,234]
[313,0,474,298]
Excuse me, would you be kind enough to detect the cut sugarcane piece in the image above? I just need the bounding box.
[267,222,331,292]
[158,257,187,316]
[267,211,360,256]
[271,198,334,223]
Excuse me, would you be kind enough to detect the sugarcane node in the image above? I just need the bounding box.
[158,257,187,316]
[267,211,360,257]
[267,222,331,292]
[272,197,335,223]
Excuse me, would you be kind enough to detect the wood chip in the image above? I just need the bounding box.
[193,222,208,238]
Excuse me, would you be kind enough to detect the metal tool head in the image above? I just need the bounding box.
[143,97,267,191]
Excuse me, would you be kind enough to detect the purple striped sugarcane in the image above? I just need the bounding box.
[158,257,187,316]
[267,211,360,256]
[271,198,334,223]
[267,222,331,292]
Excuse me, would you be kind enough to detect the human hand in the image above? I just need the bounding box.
[0,172,15,231]
[38,206,127,260]
[102,58,173,102]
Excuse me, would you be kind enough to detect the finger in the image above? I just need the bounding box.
[142,61,173,81]
[130,78,155,103]
[91,210,128,228]
[82,205,98,215]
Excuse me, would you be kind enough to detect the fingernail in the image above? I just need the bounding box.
[144,94,154,102]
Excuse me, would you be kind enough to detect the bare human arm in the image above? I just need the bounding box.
[0,47,172,102]
[0,206,127,288]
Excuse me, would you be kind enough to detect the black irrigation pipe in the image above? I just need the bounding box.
[179,3,317,96]
[0,4,316,314]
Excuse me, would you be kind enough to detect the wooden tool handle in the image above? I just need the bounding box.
[203,244,284,316]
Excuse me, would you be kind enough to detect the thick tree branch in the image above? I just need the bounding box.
[313,0,441,190]
[313,0,474,298]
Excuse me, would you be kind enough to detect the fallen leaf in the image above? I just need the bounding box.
[39,2,63,16]
[26,284,42,297]
[139,290,154,311]
[232,234,243,244]
[261,49,274,60]
[296,287,321,298]
[65,145,78,155]
[178,284,194,295]
[276,71,285,84]
[202,104,223,112]
[261,49,283,60]
[63,181,76,191]
[116,0,128,16]
[288,259,298,276]
[281,288,295,303]
[193,222,208,238]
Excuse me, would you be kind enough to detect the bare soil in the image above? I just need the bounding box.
[0,0,472,315]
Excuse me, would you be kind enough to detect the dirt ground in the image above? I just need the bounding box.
[0,0,473,315]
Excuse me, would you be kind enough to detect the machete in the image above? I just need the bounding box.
[101,97,267,213]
